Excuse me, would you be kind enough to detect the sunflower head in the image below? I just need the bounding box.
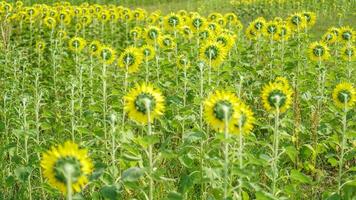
[124,83,165,124]
[176,53,190,69]
[261,82,293,113]
[263,21,280,40]
[308,41,330,62]
[129,27,142,41]
[277,25,292,41]
[302,11,316,27]
[332,82,355,109]
[339,26,355,43]
[141,45,156,61]
[158,35,176,50]
[44,16,57,29]
[322,31,337,45]
[190,15,206,32]
[340,45,356,61]
[35,40,46,53]
[57,30,67,40]
[204,90,240,132]
[118,46,144,73]
[80,15,92,27]
[88,40,102,56]
[41,141,93,194]
[144,26,161,43]
[233,103,255,134]
[98,45,116,65]
[180,25,193,39]
[245,25,259,40]
[68,37,87,53]
[199,40,227,68]
[164,13,182,30]
[251,17,266,32]
[287,13,307,30]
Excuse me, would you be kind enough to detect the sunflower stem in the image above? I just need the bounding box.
[338,102,348,194]
[238,120,244,199]
[223,106,230,199]
[65,166,73,200]
[272,105,280,196]
[144,99,154,200]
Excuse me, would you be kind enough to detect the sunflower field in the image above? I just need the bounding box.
[0,0,355,200]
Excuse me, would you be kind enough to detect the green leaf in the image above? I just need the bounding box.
[167,191,183,200]
[100,185,121,200]
[290,170,312,184]
[121,167,144,182]
[285,146,298,163]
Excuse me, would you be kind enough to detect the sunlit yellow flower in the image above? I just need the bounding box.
[158,35,176,50]
[88,40,102,56]
[208,12,223,22]
[199,40,227,68]
[321,31,338,45]
[204,90,240,132]
[176,53,190,69]
[163,13,182,31]
[332,82,355,109]
[339,26,355,43]
[189,15,207,32]
[278,25,292,41]
[98,45,116,65]
[118,46,144,73]
[302,12,316,27]
[261,82,293,113]
[308,42,330,62]
[129,27,142,41]
[340,45,356,61]
[43,16,57,29]
[251,17,266,32]
[35,40,46,53]
[68,37,87,53]
[215,32,235,49]
[141,45,156,61]
[287,13,307,30]
[57,11,72,25]
[233,102,255,134]
[41,141,93,194]
[144,26,161,44]
[263,21,280,41]
[179,25,193,39]
[124,83,165,124]
[79,15,92,27]
[57,30,67,40]
[245,25,259,40]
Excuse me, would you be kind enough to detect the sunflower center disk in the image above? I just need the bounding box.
[54,156,82,184]
[205,46,219,60]
[313,46,324,57]
[337,90,351,103]
[213,101,233,121]
[268,90,286,108]
[124,54,135,66]
[135,93,156,114]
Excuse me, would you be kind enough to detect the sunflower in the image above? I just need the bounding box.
[261,82,293,113]
[124,83,165,124]
[176,53,190,69]
[321,31,337,45]
[141,45,156,61]
[41,141,93,194]
[57,11,72,25]
[302,12,316,27]
[163,13,182,31]
[287,13,307,30]
[340,45,356,62]
[208,12,222,22]
[79,15,92,27]
[215,33,235,49]
[43,16,57,29]
[328,27,340,37]
[158,35,176,50]
[308,42,330,62]
[144,26,161,44]
[207,22,222,33]
[224,12,238,25]
[197,29,213,42]
[98,45,116,65]
[35,40,46,52]
[68,37,87,53]
[129,27,142,41]
[245,25,259,40]
[204,90,240,132]
[339,26,355,43]
[199,40,227,68]
[118,46,144,73]
[251,17,266,33]
[216,17,227,27]
[274,77,290,87]
[278,25,292,41]
[57,30,67,40]
[233,103,255,134]
[332,82,355,109]
[88,40,102,56]
[189,15,207,32]
[263,21,280,41]
[180,25,193,39]
[273,17,283,24]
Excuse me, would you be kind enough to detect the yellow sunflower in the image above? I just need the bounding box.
[321,31,338,45]
[302,12,316,27]
[97,45,116,65]
[124,83,165,124]
[233,103,255,134]
[57,30,67,40]
[261,82,293,113]
[199,40,227,68]
[204,90,240,132]
[88,40,102,56]
[158,35,176,50]
[118,46,144,73]
[141,45,156,61]
[41,141,93,194]
[263,21,280,41]
[189,15,207,32]
[339,26,355,44]
[215,33,235,49]
[163,13,182,31]
[251,17,266,33]
[287,13,307,30]
[308,42,330,62]
[35,40,46,53]
[176,53,190,69]
[129,27,142,41]
[332,82,355,109]
[68,37,87,53]
[340,45,356,62]
[245,25,259,40]
[144,26,161,44]
[208,12,223,22]
[179,25,193,40]
[278,25,292,41]
[274,77,290,88]
[43,16,57,29]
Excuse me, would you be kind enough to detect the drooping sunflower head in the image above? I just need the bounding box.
[340,45,356,62]
[208,12,222,22]
[339,26,355,43]
[207,22,222,34]
[189,15,207,32]
[245,24,259,40]
[199,40,227,68]
[263,21,280,40]
[43,16,57,29]
[124,83,165,124]
[57,11,72,25]
[41,141,93,194]
[88,40,102,56]
[179,25,193,39]
[35,40,46,53]
[321,31,337,45]
[332,82,355,109]
[287,13,307,30]
[233,102,255,134]
[308,41,330,62]
[302,11,316,27]
[224,12,238,25]
[158,34,176,50]
[204,90,240,132]
[164,13,182,30]
[97,45,116,65]
[215,32,235,49]
[68,37,87,53]
[261,82,293,113]
[129,27,142,41]
[141,44,156,61]
[144,26,161,43]
[197,29,213,42]
[118,46,144,73]
[176,53,190,69]
[251,17,266,32]
[278,25,292,41]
